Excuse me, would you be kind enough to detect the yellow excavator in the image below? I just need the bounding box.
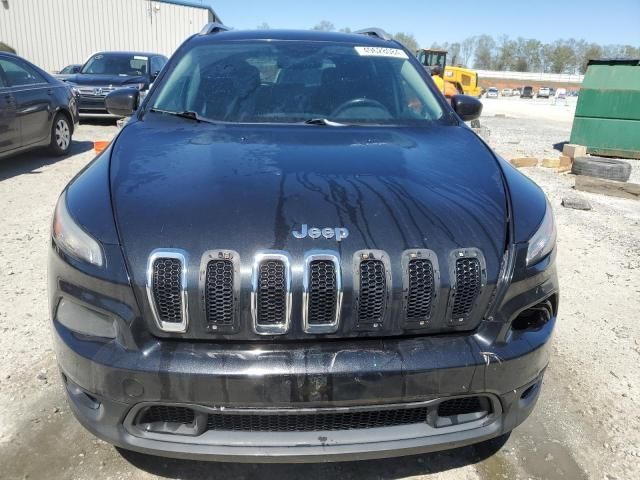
[416,48,482,98]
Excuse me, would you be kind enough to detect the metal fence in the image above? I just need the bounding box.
[475,69,584,84]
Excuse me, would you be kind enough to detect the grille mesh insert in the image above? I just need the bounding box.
[437,397,485,417]
[205,260,234,327]
[357,259,387,324]
[152,258,183,324]
[139,405,195,425]
[451,258,481,319]
[257,259,287,325]
[406,259,435,322]
[308,260,337,325]
[206,407,428,432]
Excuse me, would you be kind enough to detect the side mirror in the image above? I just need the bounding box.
[451,94,482,122]
[105,89,139,117]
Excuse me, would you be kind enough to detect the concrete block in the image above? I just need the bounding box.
[562,144,587,159]
[510,157,538,168]
[542,158,561,168]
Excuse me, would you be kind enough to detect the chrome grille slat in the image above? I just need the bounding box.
[357,258,387,327]
[205,259,234,328]
[251,252,292,335]
[146,250,188,333]
[302,252,342,334]
[451,257,482,320]
[406,258,435,323]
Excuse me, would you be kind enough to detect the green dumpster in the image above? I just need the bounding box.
[570,59,640,159]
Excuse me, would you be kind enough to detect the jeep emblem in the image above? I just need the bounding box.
[292,224,349,242]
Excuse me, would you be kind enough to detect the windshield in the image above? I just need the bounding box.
[81,53,149,76]
[151,41,444,124]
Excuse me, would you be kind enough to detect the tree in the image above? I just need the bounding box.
[339,27,352,33]
[473,35,495,69]
[0,42,15,53]
[256,22,270,30]
[523,39,542,72]
[547,40,576,74]
[448,42,461,65]
[312,21,335,32]
[392,32,419,54]
[460,36,476,67]
[578,43,602,73]
[494,35,516,71]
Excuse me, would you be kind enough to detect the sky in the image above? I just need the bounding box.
[179,0,640,46]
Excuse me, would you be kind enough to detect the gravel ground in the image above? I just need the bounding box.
[0,100,638,479]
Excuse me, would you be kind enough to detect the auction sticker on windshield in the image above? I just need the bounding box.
[354,46,409,58]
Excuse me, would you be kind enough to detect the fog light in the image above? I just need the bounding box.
[56,298,116,339]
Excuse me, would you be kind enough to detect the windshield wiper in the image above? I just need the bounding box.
[149,108,218,124]
[302,118,345,126]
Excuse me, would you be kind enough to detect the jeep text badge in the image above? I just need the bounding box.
[292,224,349,242]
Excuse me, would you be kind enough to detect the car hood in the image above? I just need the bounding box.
[110,115,508,335]
[65,74,146,86]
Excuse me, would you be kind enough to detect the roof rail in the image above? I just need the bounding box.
[353,28,392,41]
[199,22,231,35]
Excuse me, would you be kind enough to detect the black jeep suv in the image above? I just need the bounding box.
[48,25,558,462]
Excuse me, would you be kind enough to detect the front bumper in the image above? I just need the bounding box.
[54,312,554,462]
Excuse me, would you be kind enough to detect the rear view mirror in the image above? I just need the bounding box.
[105,89,139,117]
[451,94,483,122]
[71,66,81,74]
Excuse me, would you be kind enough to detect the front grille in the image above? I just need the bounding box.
[451,258,481,320]
[205,260,234,327]
[151,258,183,324]
[307,260,337,325]
[357,259,387,325]
[206,407,428,432]
[437,396,485,417]
[139,406,195,425]
[256,259,287,325]
[406,259,435,323]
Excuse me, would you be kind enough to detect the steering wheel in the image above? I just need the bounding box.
[331,98,391,117]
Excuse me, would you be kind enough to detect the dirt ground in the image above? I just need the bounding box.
[0,98,638,480]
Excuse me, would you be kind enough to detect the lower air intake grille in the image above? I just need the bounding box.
[308,260,337,325]
[437,396,485,417]
[205,260,234,327]
[139,406,195,425]
[451,258,481,320]
[358,259,387,325]
[406,259,435,322]
[152,258,183,324]
[206,407,428,432]
[257,259,287,325]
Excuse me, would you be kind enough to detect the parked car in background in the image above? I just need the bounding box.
[537,87,550,98]
[549,87,556,97]
[50,26,558,463]
[521,86,534,98]
[63,51,167,116]
[486,87,499,98]
[53,63,82,81]
[0,52,78,160]
[512,88,521,96]
[58,64,81,75]
[501,88,513,97]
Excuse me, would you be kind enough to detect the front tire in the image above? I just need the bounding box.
[49,113,72,156]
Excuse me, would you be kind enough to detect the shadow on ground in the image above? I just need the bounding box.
[0,140,94,182]
[117,434,509,480]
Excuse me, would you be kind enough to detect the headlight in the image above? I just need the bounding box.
[52,192,104,267]
[526,200,556,266]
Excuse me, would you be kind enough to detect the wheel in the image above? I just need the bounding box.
[49,113,72,156]
[571,156,632,182]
